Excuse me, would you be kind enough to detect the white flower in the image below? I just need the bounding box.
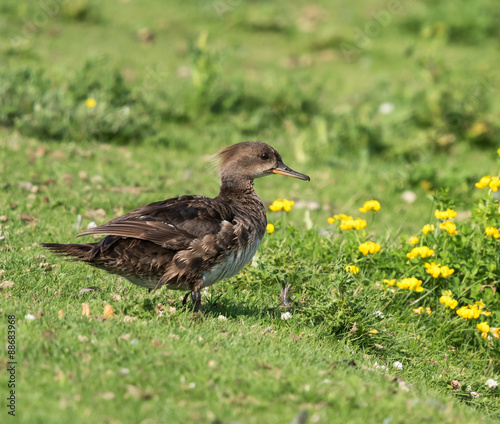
[120,368,130,375]
[281,312,293,320]
[470,391,480,398]
[373,310,384,318]
[486,379,498,389]
[466,385,472,392]
[24,314,36,321]
[218,315,227,321]
[379,102,395,115]
[87,221,97,229]
[393,361,403,371]
[374,362,387,371]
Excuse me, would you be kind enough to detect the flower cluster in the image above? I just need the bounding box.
[477,321,490,338]
[439,290,458,309]
[475,176,500,191]
[345,265,359,274]
[407,236,419,245]
[406,246,434,259]
[485,226,500,238]
[422,224,435,235]
[359,200,381,213]
[327,214,367,230]
[383,279,396,286]
[439,220,458,235]
[413,306,432,315]
[269,198,294,212]
[396,277,424,292]
[434,209,457,220]
[424,262,455,278]
[266,223,275,234]
[359,241,381,255]
[456,302,491,320]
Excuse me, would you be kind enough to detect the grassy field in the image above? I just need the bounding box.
[1,1,500,423]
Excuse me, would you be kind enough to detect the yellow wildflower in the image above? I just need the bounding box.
[85,98,97,108]
[408,236,419,245]
[327,217,335,225]
[485,226,500,238]
[384,279,396,286]
[396,277,424,292]
[269,198,294,212]
[477,321,490,339]
[439,221,458,235]
[345,265,359,274]
[491,327,499,339]
[339,218,367,230]
[406,246,434,259]
[435,209,457,220]
[425,307,432,315]
[368,329,378,334]
[359,200,381,213]
[266,223,275,234]
[358,241,381,255]
[439,291,458,309]
[424,262,441,279]
[440,266,454,278]
[456,305,481,320]
[413,306,424,314]
[475,176,491,189]
[489,176,500,192]
[422,224,435,235]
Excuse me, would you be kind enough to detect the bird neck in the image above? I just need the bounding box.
[218,177,257,199]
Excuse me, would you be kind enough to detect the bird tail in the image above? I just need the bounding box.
[40,243,96,261]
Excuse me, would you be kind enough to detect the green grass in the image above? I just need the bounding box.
[1,0,500,422]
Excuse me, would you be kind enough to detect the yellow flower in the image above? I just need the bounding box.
[425,307,432,315]
[85,98,97,108]
[422,224,435,235]
[477,321,490,339]
[475,176,491,189]
[491,327,500,339]
[368,329,378,334]
[424,262,441,278]
[456,305,481,320]
[489,176,500,192]
[396,277,424,292]
[485,226,500,238]
[359,200,381,213]
[327,217,335,225]
[406,246,434,259]
[345,265,359,274]
[338,217,367,230]
[413,306,424,314]
[384,279,396,286]
[439,221,458,235]
[358,241,381,255]
[266,223,275,234]
[408,236,419,245]
[283,199,294,212]
[435,209,457,220]
[440,266,454,278]
[439,292,458,309]
[498,148,500,156]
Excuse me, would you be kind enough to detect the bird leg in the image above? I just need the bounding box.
[182,291,191,306]
[191,290,202,313]
[280,282,292,308]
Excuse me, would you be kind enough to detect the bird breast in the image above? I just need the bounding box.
[202,237,262,287]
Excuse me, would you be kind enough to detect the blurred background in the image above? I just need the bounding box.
[1,0,499,235]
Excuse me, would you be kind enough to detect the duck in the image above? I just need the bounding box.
[42,141,310,312]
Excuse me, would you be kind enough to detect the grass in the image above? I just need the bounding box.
[1,0,500,422]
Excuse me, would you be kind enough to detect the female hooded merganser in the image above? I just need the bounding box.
[42,141,310,312]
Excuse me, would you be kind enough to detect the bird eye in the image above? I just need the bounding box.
[260,152,270,160]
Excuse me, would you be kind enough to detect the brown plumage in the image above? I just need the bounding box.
[42,141,310,312]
